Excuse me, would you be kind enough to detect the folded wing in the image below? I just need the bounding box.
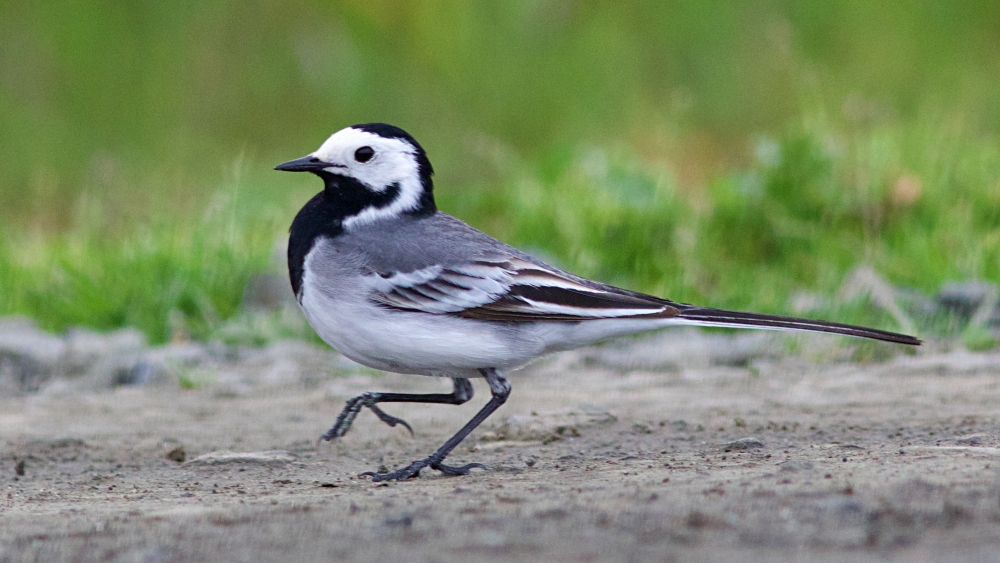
[367,257,679,321]
[368,256,921,345]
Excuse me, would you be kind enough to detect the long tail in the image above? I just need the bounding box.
[671,306,922,346]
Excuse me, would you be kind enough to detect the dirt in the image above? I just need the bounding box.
[2,335,1000,563]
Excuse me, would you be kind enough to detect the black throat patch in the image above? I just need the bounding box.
[287,171,435,298]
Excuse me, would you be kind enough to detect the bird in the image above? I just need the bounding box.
[275,123,921,482]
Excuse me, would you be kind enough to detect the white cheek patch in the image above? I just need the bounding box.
[343,179,424,230]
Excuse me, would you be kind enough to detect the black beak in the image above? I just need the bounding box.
[274,155,341,172]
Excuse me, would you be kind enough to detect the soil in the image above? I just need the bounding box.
[2,333,1000,563]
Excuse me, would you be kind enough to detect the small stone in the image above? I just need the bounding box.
[956,435,984,446]
[111,360,166,386]
[184,450,297,467]
[0,316,65,393]
[383,514,414,528]
[937,282,997,319]
[165,446,187,463]
[632,423,652,434]
[721,437,764,451]
[64,327,146,376]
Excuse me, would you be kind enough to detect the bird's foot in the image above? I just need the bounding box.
[319,394,414,442]
[361,458,486,482]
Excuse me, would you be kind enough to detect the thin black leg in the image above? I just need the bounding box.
[361,368,511,482]
[320,377,474,442]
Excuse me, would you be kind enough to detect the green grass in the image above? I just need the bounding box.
[0,180,284,343]
[2,2,1000,344]
[2,113,997,344]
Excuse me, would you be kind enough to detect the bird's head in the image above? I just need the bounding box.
[276,123,435,229]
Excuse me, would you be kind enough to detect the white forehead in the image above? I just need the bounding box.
[311,127,415,164]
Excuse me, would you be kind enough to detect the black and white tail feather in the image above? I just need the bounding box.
[665,306,919,345]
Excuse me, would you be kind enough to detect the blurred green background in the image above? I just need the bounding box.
[2,1,999,345]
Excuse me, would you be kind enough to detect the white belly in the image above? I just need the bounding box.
[300,278,531,375]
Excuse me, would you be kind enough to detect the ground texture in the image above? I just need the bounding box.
[2,329,1000,563]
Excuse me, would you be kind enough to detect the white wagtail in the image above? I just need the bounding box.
[275,123,920,481]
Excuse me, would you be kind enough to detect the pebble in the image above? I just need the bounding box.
[165,446,187,463]
[721,438,765,451]
[955,435,985,446]
[936,281,997,319]
[0,316,67,393]
[184,450,298,467]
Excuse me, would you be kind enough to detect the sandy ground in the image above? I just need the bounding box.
[2,333,1000,563]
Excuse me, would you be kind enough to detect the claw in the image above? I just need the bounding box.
[361,459,487,482]
[431,462,486,476]
[367,404,415,435]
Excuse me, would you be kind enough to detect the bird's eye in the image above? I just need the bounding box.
[354,146,375,163]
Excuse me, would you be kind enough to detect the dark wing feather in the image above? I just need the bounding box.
[368,257,678,321]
